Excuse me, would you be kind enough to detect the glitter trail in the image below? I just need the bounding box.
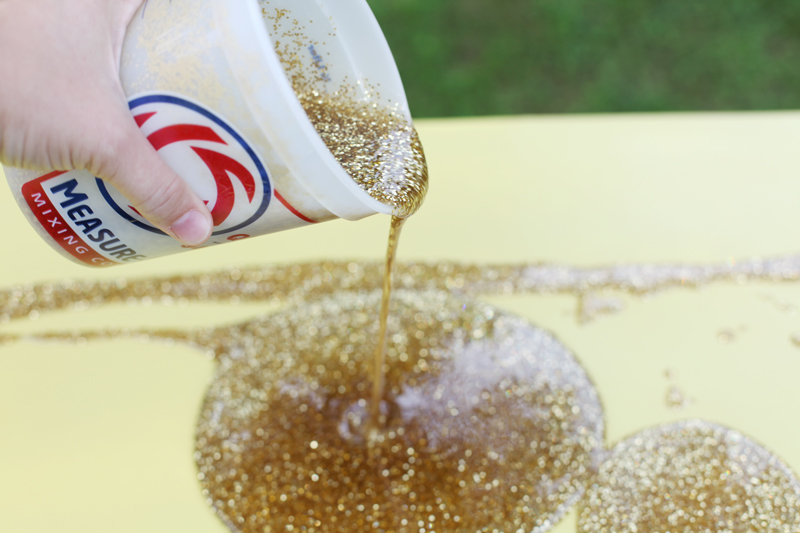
[193,289,604,533]
[372,217,406,428]
[5,253,800,323]
[578,420,800,532]
[5,327,200,350]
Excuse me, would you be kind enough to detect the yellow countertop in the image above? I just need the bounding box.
[2,111,800,532]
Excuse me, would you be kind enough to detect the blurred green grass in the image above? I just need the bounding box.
[367,0,800,117]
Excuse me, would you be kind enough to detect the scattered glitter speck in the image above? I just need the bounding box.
[762,294,798,315]
[576,293,625,324]
[665,385,694,411]
[717,328,737,344]
[790,333,800,348]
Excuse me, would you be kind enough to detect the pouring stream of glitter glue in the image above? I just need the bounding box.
[262,3,428,429]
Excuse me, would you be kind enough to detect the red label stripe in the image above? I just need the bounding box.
[191,146,256,227]
[134,112,157,128]
[21,172,117,267]
[147,124,226,151]
[274,190,317,224]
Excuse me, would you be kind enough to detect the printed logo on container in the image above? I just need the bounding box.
[98,94,272,235]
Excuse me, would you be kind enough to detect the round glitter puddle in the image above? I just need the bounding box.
[194,289,604,533]
[577,420,800,532]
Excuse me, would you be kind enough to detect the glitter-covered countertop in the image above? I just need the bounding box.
[2,112,800,532]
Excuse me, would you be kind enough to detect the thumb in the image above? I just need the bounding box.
[98,116,214,246]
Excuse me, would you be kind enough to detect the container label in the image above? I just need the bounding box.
[22,171,124,267]
[19,93,316,267]
[103,94,273,236]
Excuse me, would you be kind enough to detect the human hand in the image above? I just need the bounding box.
[0,0,213,245]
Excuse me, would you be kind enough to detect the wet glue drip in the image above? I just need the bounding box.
[371,216,406,429]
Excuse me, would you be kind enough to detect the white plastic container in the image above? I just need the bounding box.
[3,0,411,267]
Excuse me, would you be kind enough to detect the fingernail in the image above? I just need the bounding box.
[170,210,211,245]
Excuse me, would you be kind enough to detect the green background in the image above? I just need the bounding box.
[368,0,800,117]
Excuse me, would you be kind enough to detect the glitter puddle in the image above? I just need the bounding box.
[578,420,800,532]
[2,289,604,532]
[194,290,603,533]
[3,255,800,531]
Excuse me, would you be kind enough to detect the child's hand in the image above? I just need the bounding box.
[0,0,213,245]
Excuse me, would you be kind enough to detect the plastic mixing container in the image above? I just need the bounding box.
[2,0,412,266]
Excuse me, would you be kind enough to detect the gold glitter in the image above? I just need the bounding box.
[261,2,427,434]
[372,216,406,427]
[663,370,693,411]
[2,287,603,532]
[665,385,694,411]
[294,88,428,217]
[4,253,800,530]
[578,420,800,532]
[791,333,800,348]
[263,6,428,217]
[576,293,625,324]
[717,328,737,344]
[191,289,602,533]
[8,252,800,321]
[762,294,798,315]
